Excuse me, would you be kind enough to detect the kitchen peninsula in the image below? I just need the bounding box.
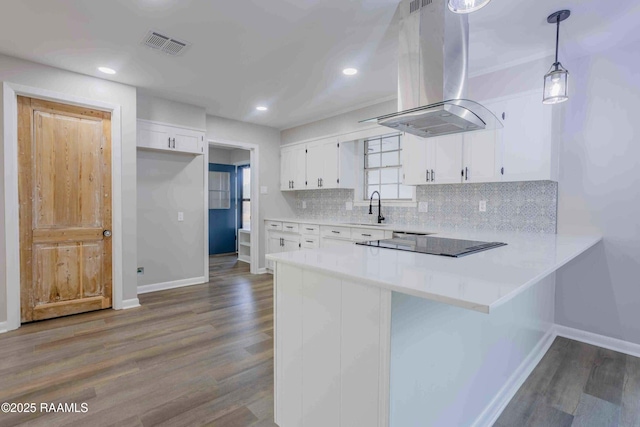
[267,230,601,427]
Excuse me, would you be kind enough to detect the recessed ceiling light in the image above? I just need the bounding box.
[343,68,358,76]
[256,106,268,111]
[98,67,116,75]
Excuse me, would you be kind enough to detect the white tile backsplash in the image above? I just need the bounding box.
[292,181,558,234]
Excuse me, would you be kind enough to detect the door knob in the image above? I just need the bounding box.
[103,230,112,237]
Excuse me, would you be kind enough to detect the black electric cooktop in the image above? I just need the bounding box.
[355,235,507,257]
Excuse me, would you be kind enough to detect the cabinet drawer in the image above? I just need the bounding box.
[300,224,320,235]
[320,226,351,239]
[301,236,320,249]
[266,221,283,231]
[282,222,300,233]
[351,228,387,242]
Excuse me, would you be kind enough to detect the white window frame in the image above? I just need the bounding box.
[353,133,417,208]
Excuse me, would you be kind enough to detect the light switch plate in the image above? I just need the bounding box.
[345,201,353,211]
[178,212,184,221]
[479,201,487,212]
[419,202,429,213]
[260,186,268,194]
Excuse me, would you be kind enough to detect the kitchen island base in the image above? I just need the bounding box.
[273,263,556,427]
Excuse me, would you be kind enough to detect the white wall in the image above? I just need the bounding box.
[208,146,232,164]
[281,99,397,144]
[0,53,138,323]
[137,92,206,130]
[230,148,250,164]
[207,115,296,268]
[555,41,640,345]
[137,151,204,286]
[137,94,207,288]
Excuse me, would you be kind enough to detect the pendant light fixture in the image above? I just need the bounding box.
[448,0,492,14]
[543,10,571,104]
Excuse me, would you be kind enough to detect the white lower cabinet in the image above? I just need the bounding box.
[275,264,391,427]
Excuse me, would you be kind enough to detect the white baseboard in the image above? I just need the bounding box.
[554,324,640,358]
[472,327,557,427]
[121,298,141,310]
[137,276,206,295]
[257,267,268,275]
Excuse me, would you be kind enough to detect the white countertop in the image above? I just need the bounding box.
[266,227,601,314]
[265,217,437,233]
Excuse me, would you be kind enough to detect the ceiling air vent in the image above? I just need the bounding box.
[141,30,191,56]
[409,0,420,13]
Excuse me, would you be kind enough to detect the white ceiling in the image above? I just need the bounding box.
[0,0,638,130]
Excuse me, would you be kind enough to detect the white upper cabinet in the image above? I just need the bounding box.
[498,91,557,182]
[462,99,503,183]
[281,137,356,191]
[403,133,462,185]
[281,144,307,190]
[402,134,429,185]
[137,120,204,155]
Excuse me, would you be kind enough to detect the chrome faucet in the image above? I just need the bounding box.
[369,191,385,224]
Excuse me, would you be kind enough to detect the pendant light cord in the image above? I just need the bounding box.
[554,16,560,68]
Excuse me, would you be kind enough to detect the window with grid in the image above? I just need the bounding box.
[364,134,413,200]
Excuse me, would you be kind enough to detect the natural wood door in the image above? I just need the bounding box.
[18,96,112,323]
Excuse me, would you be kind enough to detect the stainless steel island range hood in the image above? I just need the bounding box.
[361,0,501,138]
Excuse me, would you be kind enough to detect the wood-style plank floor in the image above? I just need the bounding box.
[0,255,277,427]
[495,336,640,427]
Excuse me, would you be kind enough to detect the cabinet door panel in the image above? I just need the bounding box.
[306,141,323,189]
[322,141,339,189]
[402,133,428,185]
[292,145,307,190]
[501,92,552,181]
[280,148,293,191]
[173,128,202,154]
[302,271,342,427]
[137,122,172,150]
[463,129,500,183]
[432,134,463,184]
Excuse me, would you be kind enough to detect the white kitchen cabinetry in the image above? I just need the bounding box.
[498,91,556,182]
[137,120,204,155]
[403,133,463,185]
[281,138,356,191]
[275,264,391,427]
[266,230,301,270]
[462,99,503,184]
[281,144,306,191]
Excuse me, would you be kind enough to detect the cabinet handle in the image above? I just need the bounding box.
[271,224,278,227]
[286,226,293,229]
[431,169,435,182]
[362,233,372,237]
[172,138,175,149]
[465,167,469,181]
[305,228,314,231]
[332,231,340,234]
[501,167,504,175]
[168,137,171,148]
[502,112,506,120]
[426,170,429,182]
[291,180,294,189]
[306,240,314,243]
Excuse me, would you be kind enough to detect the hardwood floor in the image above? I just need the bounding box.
[0,255,277,427]
[495,336,640,427]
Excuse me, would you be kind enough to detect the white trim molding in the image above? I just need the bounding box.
[121,298,141,310]
[2,82,124,331]
[137,276,206,295]
[207,138,260,275]
[0,321,8,334]
[554,324,640,359]
[472,327,557,427]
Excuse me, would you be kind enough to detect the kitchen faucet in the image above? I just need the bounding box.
[369,191,385,224]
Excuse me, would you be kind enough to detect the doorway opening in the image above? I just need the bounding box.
[207,141,257,275]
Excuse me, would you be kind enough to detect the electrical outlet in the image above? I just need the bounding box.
[302,201,307,209]
[479,201,487,212]
[419,202,429,213]
[345,201,353,211]
[137,267,144,275]
[178,212,184,221]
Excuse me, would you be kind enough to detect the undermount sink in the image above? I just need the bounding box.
[344,222,387,227]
